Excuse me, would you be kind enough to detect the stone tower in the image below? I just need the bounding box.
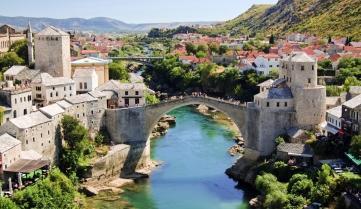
[34,26,71,78]
[27,21,34,64]
[280,52,326,128]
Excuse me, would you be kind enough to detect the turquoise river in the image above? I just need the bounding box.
[87,106,251,209]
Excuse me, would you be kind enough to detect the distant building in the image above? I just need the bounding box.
[253,54,280,75]
[71,57,110,85]
[31,73,75,108]
[323,105,342,136]
[0,24,26,53]
[34,26,71,78]
[342,94,361,135]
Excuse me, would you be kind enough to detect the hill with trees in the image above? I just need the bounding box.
[201,0,361,40]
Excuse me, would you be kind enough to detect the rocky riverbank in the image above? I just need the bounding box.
[196,104,245,157]
[150,115,176,139]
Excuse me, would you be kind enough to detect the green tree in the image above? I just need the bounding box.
[9,39,29,64]
[350,135,361,158]
[185,43,197,55]
[0,197,18,209]
[344,76,361,92]
[269,68,279,79]
[196,51,207,58]
[12,168,79,209]
[219,45,229,55]
[264,190,290,209]
[288,175,313,198]
[109,62,129,81]
[0,52,25,71]
[145,92,160,105]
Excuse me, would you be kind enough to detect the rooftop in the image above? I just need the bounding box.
[277,143,314,157]
[56,100,73,109]
[343,94,361,109]
[0,133,21,153]
[39,103,65,117]
[4,66,27,76]
[32,73,74,86]
[65,93,97,104]
[36,26,68,36]
[71,57,110,65]
[256,87,293,99]
[88,90,107,98]
[285,52,315,63]
[10,111,52,129]
[349,86,361,95]
[327,105,342,118]
[257,79,274,87]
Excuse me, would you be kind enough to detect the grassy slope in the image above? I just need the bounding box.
[208,0,361,40]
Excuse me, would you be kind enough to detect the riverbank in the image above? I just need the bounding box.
[196,104,245,157]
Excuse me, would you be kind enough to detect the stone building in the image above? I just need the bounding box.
[72,68,98,94]
[31,73,75,108]
[71,57,110,85]
[3,66,40,85]
[0,133,22,173]
[342,94,361,135]
[0,111,56,161]
[279,52,326,128]
[34,26,71,78]
[0,82,33,125]
[96,80,154,108]
[0,24,26,53]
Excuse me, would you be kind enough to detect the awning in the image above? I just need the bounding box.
[324,124,339,135]
[4,159,50,173]
[346,153,361,166]
[288,153,313,158]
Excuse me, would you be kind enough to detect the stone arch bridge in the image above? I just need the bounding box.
[105,96,295,173]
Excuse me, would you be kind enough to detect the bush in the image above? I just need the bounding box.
[275,136,285,146]
[350,135,361,158]
[264,190,290,209]
[12,168,79,209]
[0,197,18,209]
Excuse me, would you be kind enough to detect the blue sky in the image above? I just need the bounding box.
[0,0,277,23]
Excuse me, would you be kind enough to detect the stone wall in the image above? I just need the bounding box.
[86,144,130,179]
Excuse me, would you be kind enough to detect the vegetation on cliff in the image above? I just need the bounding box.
[201,0,361,40]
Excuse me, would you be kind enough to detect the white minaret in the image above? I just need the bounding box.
[27,21,35,64]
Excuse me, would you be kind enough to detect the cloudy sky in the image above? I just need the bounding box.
[0,0,277,23]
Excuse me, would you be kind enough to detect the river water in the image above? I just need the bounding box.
[87,106,250,209]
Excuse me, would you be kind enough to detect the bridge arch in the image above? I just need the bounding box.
[144,96,247,142]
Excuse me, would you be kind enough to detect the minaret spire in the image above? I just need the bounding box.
[27,20,34,64]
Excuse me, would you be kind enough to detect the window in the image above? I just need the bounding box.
[24,109,27,115]
[308,78,311,84]
[50,92,53,97]
[26,140,28,144]
[20,97,22,103]
[56,92,58,97]
[13,110,17,118]
[28,95,31,101]
[125,91,129,96]
[266,102,270,107]
[135,91,139,95]
[135,98,140,104]
[36,94,42,99]
[290,78,292,83]
[277,102,280,107]
[14,98,17,104]
[91,110,94,115]
[52,87,55,90]
[84,82,87,89]
[33,137,35,142]
[79,82,83,89]
[312,65,314,71]
[301,66,305,71]
[69,86,72,90]
[125,98,129,106]
[285,102,288,107]
[36,86,41,91]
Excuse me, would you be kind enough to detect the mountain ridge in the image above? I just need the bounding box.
[0,15,217,33]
